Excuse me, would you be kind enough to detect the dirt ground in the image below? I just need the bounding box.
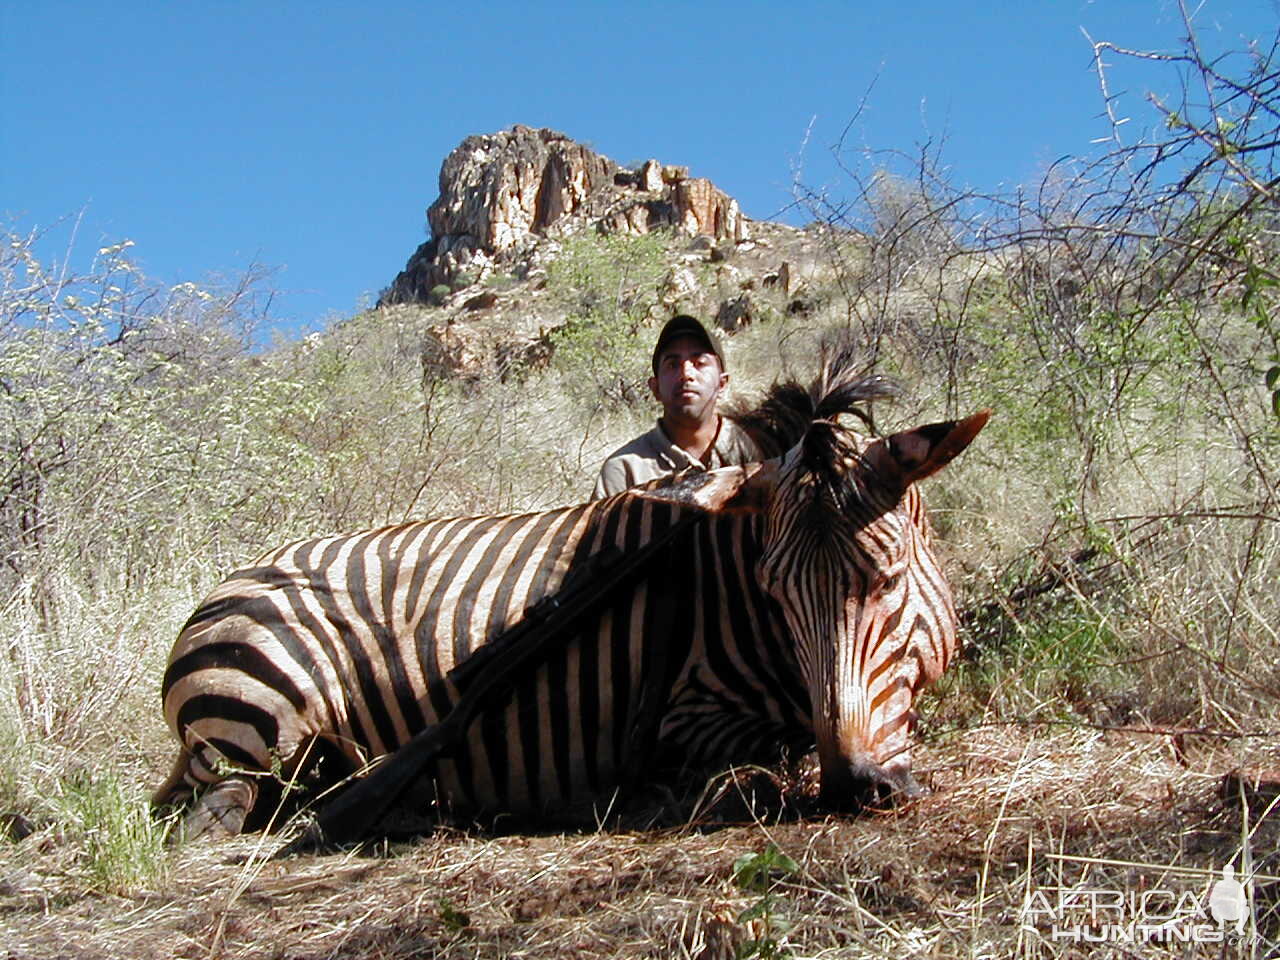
[2,727,1277,960]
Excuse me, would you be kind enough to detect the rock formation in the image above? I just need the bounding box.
[380,125,749,306]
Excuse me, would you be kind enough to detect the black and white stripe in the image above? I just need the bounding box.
[156,491,811,832]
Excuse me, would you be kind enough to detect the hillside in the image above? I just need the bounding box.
[373,125,836,389]
[2,85,1278,960]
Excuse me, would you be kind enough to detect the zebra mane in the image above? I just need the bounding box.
[729,341,901,458]
[727,341,903,517]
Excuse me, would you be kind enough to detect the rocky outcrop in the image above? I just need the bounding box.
[380,125,750,306]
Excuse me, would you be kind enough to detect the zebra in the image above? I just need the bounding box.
[154,350,988,839]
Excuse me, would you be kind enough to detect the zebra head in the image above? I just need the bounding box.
[722,351,989,804]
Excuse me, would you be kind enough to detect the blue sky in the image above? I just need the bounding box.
[2,1,1276,338]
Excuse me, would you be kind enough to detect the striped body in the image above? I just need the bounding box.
[158,490,811,826]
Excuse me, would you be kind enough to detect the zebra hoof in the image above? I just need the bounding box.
[178,778,255,842]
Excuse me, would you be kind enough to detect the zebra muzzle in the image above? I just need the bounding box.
[819,757,928,808]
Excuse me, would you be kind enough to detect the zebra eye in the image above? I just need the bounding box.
[880,573,902,594]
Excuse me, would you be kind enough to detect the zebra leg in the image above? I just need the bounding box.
[151,749,197,815]
[152,747,261,842]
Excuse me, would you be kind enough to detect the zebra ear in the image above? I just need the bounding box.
[634,461,778,514]
[882,409,990,486]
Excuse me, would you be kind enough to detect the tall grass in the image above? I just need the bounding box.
[58,770,170,893]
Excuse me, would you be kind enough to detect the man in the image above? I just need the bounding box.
[593,314,762,498]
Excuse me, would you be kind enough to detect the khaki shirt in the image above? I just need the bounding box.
[592,417,763,498]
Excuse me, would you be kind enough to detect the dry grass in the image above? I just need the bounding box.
[2,726,1275,959]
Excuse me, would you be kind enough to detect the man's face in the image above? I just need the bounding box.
[648,335,728,427]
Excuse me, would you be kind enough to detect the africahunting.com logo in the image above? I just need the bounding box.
[1019,861,1263,947]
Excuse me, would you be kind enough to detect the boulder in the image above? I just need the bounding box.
[462,290,499,312]
[715,293,756,332]
[640,159,664,193]
[675,179,746,241]
[660,266,701,309]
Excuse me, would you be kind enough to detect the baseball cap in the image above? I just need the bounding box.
[651,314,726,374]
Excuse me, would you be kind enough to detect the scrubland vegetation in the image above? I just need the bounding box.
[2,15,1278,959]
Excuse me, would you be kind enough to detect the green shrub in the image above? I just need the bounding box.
[732,843,799,959]
[545,231,669,412]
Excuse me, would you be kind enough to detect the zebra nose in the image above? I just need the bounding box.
[820,759,928,808]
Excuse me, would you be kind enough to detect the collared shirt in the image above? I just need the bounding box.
[592,416,763,499]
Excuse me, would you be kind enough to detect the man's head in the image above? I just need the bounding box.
[648,315,729,429]
[651,314,726,376]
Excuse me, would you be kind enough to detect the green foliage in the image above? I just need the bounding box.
[732,843,799,959]
[450,269,478,291]
[482,271,520,292]
[957,595,1125,717]
[438,899,472,934]
[545,231,669,410]
[0,228,337,589]
[58,771,169,893]
[1233,235,1280,420]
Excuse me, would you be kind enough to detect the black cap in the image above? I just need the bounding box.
[651,314,726,375]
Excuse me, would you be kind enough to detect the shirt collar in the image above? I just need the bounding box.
[655,415,724,468]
